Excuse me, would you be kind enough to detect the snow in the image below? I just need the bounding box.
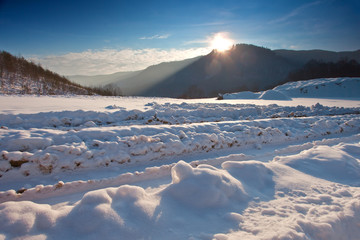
[223,77,360,100]
[1,81,360,239]
[0,72,91,96]
[1,147,360,239]
[259,89,292,100]
[222,91,261,99]
[275,144,360,184]
[223,90,291,101]
[274,77,360,99]
[1,109,359,181]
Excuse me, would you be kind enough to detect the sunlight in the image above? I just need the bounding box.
[210,33,234,52]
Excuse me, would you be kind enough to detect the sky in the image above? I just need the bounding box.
[1,0,360,75]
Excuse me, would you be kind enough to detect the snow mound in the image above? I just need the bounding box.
[222,161,275,198]
[63,185,158,238]
[222,91,260,99]
[0,185,159,239]
[275,144,360,184]
[0,161,249,239]
[165,160,248,208]
[259,89,292,100]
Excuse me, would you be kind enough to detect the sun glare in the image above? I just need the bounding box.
[210,33,234,52]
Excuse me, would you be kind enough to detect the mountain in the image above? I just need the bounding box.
[141,44,299,98]
[0,51,114,95]
[107,56,201,96]
[134,44,360,98]
[27,44,360,98]
[64,45,360,98]
[68,56,201,96]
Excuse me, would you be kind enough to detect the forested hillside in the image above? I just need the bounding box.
[284,59,360,83]
[0,51,117,95]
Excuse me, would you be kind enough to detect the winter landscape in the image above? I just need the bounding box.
[1,77,360,239]
[1,0,360,239]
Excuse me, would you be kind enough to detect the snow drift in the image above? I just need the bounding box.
[1,155,360,239]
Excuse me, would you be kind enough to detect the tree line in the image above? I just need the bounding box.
[285,59,360,82]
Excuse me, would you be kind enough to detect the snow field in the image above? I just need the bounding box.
[1,141,360,239]
[1,109,360,181]
[1,101,359,129]
[1,92,360,239]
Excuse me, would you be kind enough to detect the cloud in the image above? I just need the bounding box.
[139,34,170,40]
[269,0,323,24]
[190,21,228,27]
[28,47,211,76]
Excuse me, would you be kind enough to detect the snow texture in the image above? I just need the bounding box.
[1,79,360,239]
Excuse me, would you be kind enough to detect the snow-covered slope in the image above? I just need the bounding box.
[1,95,360,239]
[0,72,93,95]
[0,51,97,95]
[274,77,360,98]
[222,77,360,100]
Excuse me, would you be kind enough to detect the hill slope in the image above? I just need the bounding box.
[274,77,360,99]
[222,77,360,100]
[0,51,111,95]
[107,56,201,96]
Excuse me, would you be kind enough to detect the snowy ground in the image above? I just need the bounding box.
[1,93,360,240]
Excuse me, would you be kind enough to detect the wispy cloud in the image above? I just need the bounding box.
[28,47,211,76]
[139,34,170,40]
[269,0,323,24]
[190,21,228,27]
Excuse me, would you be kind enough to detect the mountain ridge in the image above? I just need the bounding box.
[94,44,360,98]
[39,44,360,98]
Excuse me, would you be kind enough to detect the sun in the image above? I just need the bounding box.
[210,33,234,52]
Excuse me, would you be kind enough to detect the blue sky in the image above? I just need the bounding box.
[1,0,359,75]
